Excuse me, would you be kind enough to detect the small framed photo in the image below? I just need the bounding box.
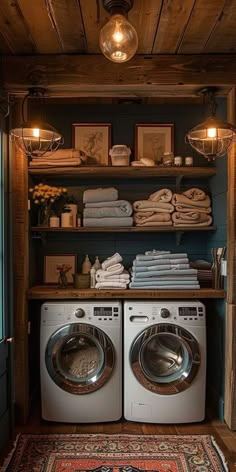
[44,254,77,284]
[135,124,174,164]
[72,123,111,165]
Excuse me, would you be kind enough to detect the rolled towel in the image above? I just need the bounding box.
[183,188,206,201]
[172,193,211,209]
[102,253,122,270]
[133,201,174,213]
[172,212,213,226]
[96,266,124,278]
[83,187,118,204]
[149,188,173,203]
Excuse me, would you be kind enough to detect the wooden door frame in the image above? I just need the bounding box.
[224,87,236,429]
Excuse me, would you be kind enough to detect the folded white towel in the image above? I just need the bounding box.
[95,281,128,289]
[102,253,122,270]
[96,269,128,281]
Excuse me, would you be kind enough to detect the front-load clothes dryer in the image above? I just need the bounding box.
[124,300,206,423]
[40,301,122,422]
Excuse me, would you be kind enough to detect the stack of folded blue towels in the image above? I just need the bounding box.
[83,187,133,227]
[129,250,200,289]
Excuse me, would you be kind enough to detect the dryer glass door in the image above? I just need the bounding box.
[130,323,201,394]
[45,323,115,394]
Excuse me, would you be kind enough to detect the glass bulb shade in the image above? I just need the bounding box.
[99,14,138,63]
[186,116,236,160]
[10,121,63,157]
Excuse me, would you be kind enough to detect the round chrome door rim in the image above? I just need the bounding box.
[45,323,115,394]
[130,323,201,395]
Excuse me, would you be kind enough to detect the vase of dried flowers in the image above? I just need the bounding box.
[29,183,67,226]
[56,263,72,288]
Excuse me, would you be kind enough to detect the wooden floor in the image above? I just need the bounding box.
[9,402,236,471]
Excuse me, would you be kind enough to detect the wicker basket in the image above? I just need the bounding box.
[73,273,90,289]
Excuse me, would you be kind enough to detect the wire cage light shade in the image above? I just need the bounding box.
[100,0,138,63]
[185,88,236,161]
[10,88,63,158]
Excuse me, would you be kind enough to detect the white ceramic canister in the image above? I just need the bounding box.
[61,211,73,227]
[65,204,78,226]
[185,156,193,166]
[49,215,60,228]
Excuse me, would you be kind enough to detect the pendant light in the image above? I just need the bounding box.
[10,87,63,158]
[185,87,236,161]
[100,0,138,63]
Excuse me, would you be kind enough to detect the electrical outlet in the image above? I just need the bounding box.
[221,259,227,276]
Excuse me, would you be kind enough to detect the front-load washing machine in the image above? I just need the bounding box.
[40,300,122,422]
[124,300,206,423]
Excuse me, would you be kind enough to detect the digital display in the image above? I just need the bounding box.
[94,307,113,316]
[179,307,198,316]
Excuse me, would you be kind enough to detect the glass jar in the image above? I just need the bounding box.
[162,152,174,166]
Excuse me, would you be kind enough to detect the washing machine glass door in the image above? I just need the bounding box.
[45,323,115,394]
[130,323,201,395]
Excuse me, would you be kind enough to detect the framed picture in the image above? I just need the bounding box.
[135,124,174,164]
[44,254,77,284]
[72,123,111,165]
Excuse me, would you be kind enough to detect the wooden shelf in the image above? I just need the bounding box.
[28,165,216,179]
[31,225,217,233]
[28,286,225,300]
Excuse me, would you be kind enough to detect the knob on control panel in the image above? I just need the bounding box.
[160,308,170,318]
[74,308,85,318]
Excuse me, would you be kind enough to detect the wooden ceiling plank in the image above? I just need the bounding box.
[0,32,13,54]
[178,0,226,53]
[204,0,236,52]
[2,55,236,96]
[128,0,163,54]
[152,0,195,53]
[0,0,36,53]
[17,0,62,53]
[80,0,107,53]
[46,0,86,52]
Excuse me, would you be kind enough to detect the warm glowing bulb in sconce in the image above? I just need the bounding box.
[33,128,40,138]
[207,128,217,138]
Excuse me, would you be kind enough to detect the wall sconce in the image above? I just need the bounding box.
[185,87,236,161]
[100,0,138,63]
[10,87,63,158]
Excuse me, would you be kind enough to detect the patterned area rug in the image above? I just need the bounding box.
[1,433,228,472]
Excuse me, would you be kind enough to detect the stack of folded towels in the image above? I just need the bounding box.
[83,187,133,227]
[95,252,130,289]
[28,148,83,167]
[129,250,200,289]
[133,189,174,226]
[190,260,212,287]
[171,187,212,227]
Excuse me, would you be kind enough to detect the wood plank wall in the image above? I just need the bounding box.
[224,87,236,429]
[11,143,29,424]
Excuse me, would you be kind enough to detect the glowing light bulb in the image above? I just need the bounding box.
[33,128,40,138]
[113,28,124,43]
[207,128,217,138]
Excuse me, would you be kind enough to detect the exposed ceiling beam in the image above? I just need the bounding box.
[1,54,236,97]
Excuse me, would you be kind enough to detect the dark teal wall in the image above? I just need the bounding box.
[29,99,228,418]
